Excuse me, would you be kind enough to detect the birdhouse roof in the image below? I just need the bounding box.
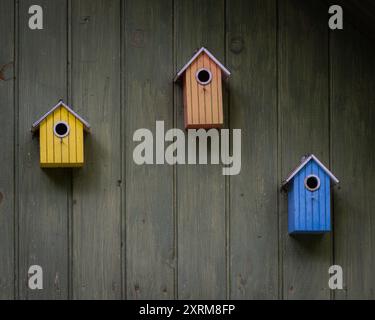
[31,100,91,132]
[282,154,339,187]
[174,47,231,82]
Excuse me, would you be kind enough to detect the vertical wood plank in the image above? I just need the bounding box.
[279,0,331,299]
[53,108,62,163]
[40,121,47,164]
[68,113,76,163]
[197,56,206,124]
[227,0,278,299]
[18,0,69,299]
[184,70,192,126]
[331,25,375,299]
[75,120,83,164]
[175,0,226,299]
[71,0,121,299]
[216,67,223,125]
[202,54,213,124]
[190,61,200,125]
[210,62,218,125]
[60,107,69,163]
[124,0,174,299]
[46,115,54,163]
[0,0,14,299]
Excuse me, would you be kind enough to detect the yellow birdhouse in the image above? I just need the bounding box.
[31,100,90,168]
[174,47,230,129]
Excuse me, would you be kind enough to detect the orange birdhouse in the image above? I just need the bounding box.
[174,47,230,129]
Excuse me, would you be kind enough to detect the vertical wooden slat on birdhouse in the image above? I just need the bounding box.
[305,165,312,230]
[184,68,191,126]
[76,120,84,164]
[198,57,205,124]
[312,162,319,229]
[68,111,77,163]
[203,53,212,124]
[190,60,199,126]
[46,114,54,164]
[319,171,326,230]
[40,120,47,163]
[53,107,62,163]
[216,63,223,124]
[210,59,219,124]
[61,107,69,163]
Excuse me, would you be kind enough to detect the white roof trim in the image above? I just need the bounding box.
[282,154,339,186]
[31,100,91,132]
[174,47,231,82]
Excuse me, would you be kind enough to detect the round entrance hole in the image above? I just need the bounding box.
[304,175,320,191]
[196,68,212,85]
[54,121,70,138]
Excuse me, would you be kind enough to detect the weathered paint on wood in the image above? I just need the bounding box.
[0,0,374,300]
[175,0,226,299]
[331,24,375,299]
[278,0,331,299]
[124,0,174,299]
[227,0,278,299]
[0,0,14,300]
[71,0,122,299]
[18,0,69,299]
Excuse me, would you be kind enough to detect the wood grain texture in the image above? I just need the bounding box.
[210,61,219,125]
[60,107,69,163]
[278,0,331,299]
[183,68,191,126]
[197,57,205,124]
[39,121,47,164]
[71,0,121,299]
[124,0,174,299]
[202,54,212,124]
[52,109,62,163]
[190,60,200,126]
[175,0,226,299]
[18,0,69,299]
[46,115,54,163]
[0,0,14,300]
[68,113,77,163]
[227,0,278,299]
[76,121,84,164]
[0,0,375,300]
[331,25,375,299]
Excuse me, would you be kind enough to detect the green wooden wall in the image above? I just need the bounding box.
[0,0,374,299]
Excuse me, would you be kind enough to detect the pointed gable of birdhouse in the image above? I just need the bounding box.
[31,100,90,168]
[174,47,231,82]
[175,47,230,129]
[282,154,339,188]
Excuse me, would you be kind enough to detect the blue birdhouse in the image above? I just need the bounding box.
[282,154,339,234]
